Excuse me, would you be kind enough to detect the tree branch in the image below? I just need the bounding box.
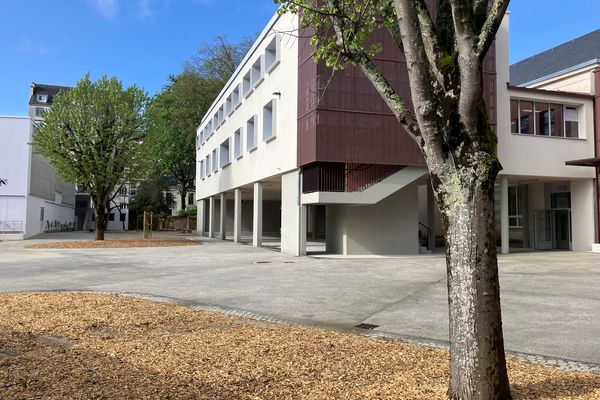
[476,0,509,61]
[413,0,445,90]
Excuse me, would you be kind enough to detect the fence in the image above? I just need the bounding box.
[158,216,197,232]
[0,221,24,234]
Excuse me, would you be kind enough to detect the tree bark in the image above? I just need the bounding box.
[438,171,511,400]
[95,202,107,241]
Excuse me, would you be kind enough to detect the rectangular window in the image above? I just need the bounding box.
[234,128,243,159]
[250,55,264,88]
[35,107,44,117]
[265,35,281,73]
[535,102,549,136]
[200,160,205,179]
[109,213,115,222]
[510,100,519,134]
[213,114,219,131]
[212,149,218,172]
[120,213,126,222]
[206,155,211,176]
[519,101,534,134]
[220,138,231,168]
[243,70,252,98]
[233,83,242,109]
[263,99,277,142]
[226,94,233,116]
[508,186,524,228]
[246,115,257,151]
[218,105,225,126]
[187,193,194,205]
[549,103,564,137]
[565,106,579,138]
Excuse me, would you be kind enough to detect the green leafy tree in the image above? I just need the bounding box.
[277,0,510,399]
[128,174,175,229]
[144,36,253,209]
[32,74,147,241]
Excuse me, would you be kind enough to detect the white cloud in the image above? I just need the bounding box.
[89,0,119,19]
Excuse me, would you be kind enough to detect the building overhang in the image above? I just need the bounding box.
[565,157,600,168]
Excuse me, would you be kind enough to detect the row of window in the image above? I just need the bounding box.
[199,99,277,180]
[510,99,579,138]
[196,34,281,149]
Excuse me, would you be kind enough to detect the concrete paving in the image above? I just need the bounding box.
[1,231,599,365]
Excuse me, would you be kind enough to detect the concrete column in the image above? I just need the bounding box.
[233,188,242,243]
[219,193,226,240]
[197,199,205,235]
[281,170,306,256]
[208,196,215,238]
[500,175,509,254]
[427,183,436,251]
[571,178,594,251]
[253,182,263,247]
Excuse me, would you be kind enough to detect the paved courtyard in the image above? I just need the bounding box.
[1,231,599,365]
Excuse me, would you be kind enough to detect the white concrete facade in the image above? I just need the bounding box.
[0,116,75,240]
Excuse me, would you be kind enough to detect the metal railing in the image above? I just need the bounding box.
[0,221,24,234]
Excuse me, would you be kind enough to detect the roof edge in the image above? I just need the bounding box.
[196,9,283,132]
[513,58,600,87]
[506,84,595,100]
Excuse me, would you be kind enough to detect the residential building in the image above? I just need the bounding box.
[164,176,196,216]
[194,10,599,255]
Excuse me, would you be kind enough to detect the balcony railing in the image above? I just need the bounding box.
[0,221,24,234]
[302,162,403,193]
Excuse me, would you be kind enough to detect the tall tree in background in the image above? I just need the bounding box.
[33,75,147,241]
[144,35,253,208]
[277,0,510,399]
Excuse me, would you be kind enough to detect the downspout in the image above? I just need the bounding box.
[594,68,600,243]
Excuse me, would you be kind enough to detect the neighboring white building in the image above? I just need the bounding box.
[195,10,599,256]
[0,115,75,240]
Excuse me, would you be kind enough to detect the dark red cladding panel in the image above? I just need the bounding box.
[297,3,498,167]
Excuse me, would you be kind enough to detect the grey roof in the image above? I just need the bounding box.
[510,28,600,86]
[29,83,71,106]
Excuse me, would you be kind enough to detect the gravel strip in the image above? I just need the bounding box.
[0,293,598,399]
[26,237,201,249]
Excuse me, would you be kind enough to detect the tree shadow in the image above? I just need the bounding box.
[512,374,600,399]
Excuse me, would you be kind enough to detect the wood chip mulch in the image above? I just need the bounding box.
[0,293,598,399]
[26,237,201,249]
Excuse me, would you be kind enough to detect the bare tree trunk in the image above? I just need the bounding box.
[95,203,107,241]
[441,177,511,400]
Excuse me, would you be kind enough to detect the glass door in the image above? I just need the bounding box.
[534,210,552,250]
[552,209,571,250]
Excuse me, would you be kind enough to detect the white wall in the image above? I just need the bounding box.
[25,195,75,238]
[196,13,298,200]
[0,116,32,233]
[495,15,595,181]
[571,179,595,251]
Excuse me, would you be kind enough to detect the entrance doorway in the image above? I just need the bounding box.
[534,209,572,250]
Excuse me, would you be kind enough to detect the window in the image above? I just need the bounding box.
[37,94,47,103]
[213,114,219,130]
[200,160,205,179]
[35,107,44,117]
[565,107,579,138]
[510,99,579,138]
[508,186,524,228]
[232,83,242,109]
[220,138,231,168]
[265,35,281,73]
[243,70,252,98]
[206,155,211,176]
[263,99,277,142]
[109,213,115,222]
[234,128,243,159]
[246,115,257,151]
[187,193,194,205]
[196,134,201,149]
[251,56,265,88]
[119,187,128,196]
[212,149,218,172]
[226,93,233,116]
[120,213,126,222]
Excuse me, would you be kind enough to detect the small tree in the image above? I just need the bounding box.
[277,0,511,399]
[33,74,147,240]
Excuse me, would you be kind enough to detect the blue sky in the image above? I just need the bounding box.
[1,0,599,116]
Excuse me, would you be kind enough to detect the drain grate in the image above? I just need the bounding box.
[354,323,379,330]
[253,261,272,264]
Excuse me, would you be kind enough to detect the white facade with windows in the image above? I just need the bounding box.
[195,11,599,256]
